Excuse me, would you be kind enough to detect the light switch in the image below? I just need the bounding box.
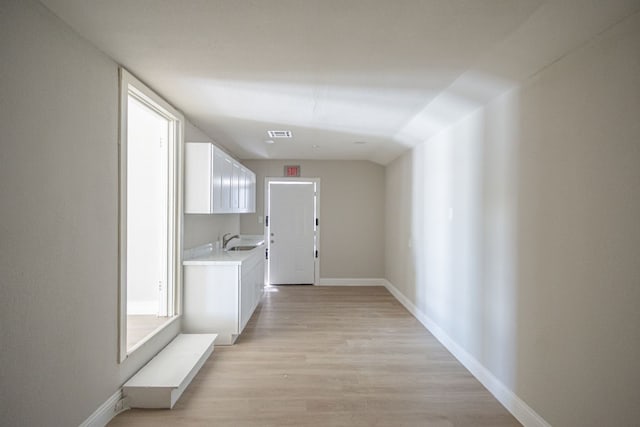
[258,216,263,224]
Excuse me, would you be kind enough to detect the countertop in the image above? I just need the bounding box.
[183,235,265,266]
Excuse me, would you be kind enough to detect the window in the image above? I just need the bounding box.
[118,69,183,362]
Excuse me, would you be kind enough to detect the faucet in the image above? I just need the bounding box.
[222,233,240,250]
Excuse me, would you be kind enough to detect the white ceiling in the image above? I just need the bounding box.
[41,0,640,164]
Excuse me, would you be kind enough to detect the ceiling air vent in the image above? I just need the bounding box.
[267,130,292,138]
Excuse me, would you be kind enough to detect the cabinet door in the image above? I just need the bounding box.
[247,170,256,213]
[212,148,225,213]
[239,252,264,331]
[254,252,265,311]
[184,143,213,214]
[238,167,248,212]
[220,156,233,212]
[239,264,253,332]
[231,163,241,211]
[183,265,239,340]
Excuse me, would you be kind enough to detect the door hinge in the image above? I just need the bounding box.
[265,215,269,227]
[315,250,318,258]
[265,248,269,260]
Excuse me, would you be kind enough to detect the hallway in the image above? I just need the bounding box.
[110,286,520,426]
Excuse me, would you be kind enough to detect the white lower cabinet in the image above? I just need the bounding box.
[239,253,263,331]
[183,249,265,345]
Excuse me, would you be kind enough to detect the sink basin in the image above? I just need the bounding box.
[227,245,257,252]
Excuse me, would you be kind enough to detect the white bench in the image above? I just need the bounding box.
[123,334,217,409]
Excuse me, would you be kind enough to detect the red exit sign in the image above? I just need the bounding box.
[284,165,300,177]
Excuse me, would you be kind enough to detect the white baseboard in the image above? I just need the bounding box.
[317,278,386,286]
[382,279,551,427]
[79,389,128,427]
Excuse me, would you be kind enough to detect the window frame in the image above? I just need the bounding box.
[118,68,184,363]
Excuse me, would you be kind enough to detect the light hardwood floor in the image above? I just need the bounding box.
[110,286,520,426]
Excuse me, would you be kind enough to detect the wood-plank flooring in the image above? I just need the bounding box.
[110,286,520,426]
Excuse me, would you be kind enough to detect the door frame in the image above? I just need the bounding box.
[264,177,320,286]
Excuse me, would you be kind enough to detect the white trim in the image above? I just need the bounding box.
[382,279,552,427]
[265,177,321,286]
[123,334,217,409]
[314,180,320,286]
[126,315,181,356]
[78,389,128,427]
[318,278,386,286]
[118,67,184,363]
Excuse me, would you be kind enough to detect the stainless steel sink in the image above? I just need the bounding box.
[227,245,257,252]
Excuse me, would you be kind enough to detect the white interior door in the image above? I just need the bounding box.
[268,181,317,284]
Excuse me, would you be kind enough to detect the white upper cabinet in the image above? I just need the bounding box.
[185,143,256,214]
[220,154,233,212]
[212,147,225,213]
[185,143,214,213]
[246,170,256,213]
[238,167,247,212]
[231,162,240,211]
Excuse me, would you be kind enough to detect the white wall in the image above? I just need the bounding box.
[0,2,180,425]
[240,159,385,279]
[183,213,239,249]
[385,10,640,427]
